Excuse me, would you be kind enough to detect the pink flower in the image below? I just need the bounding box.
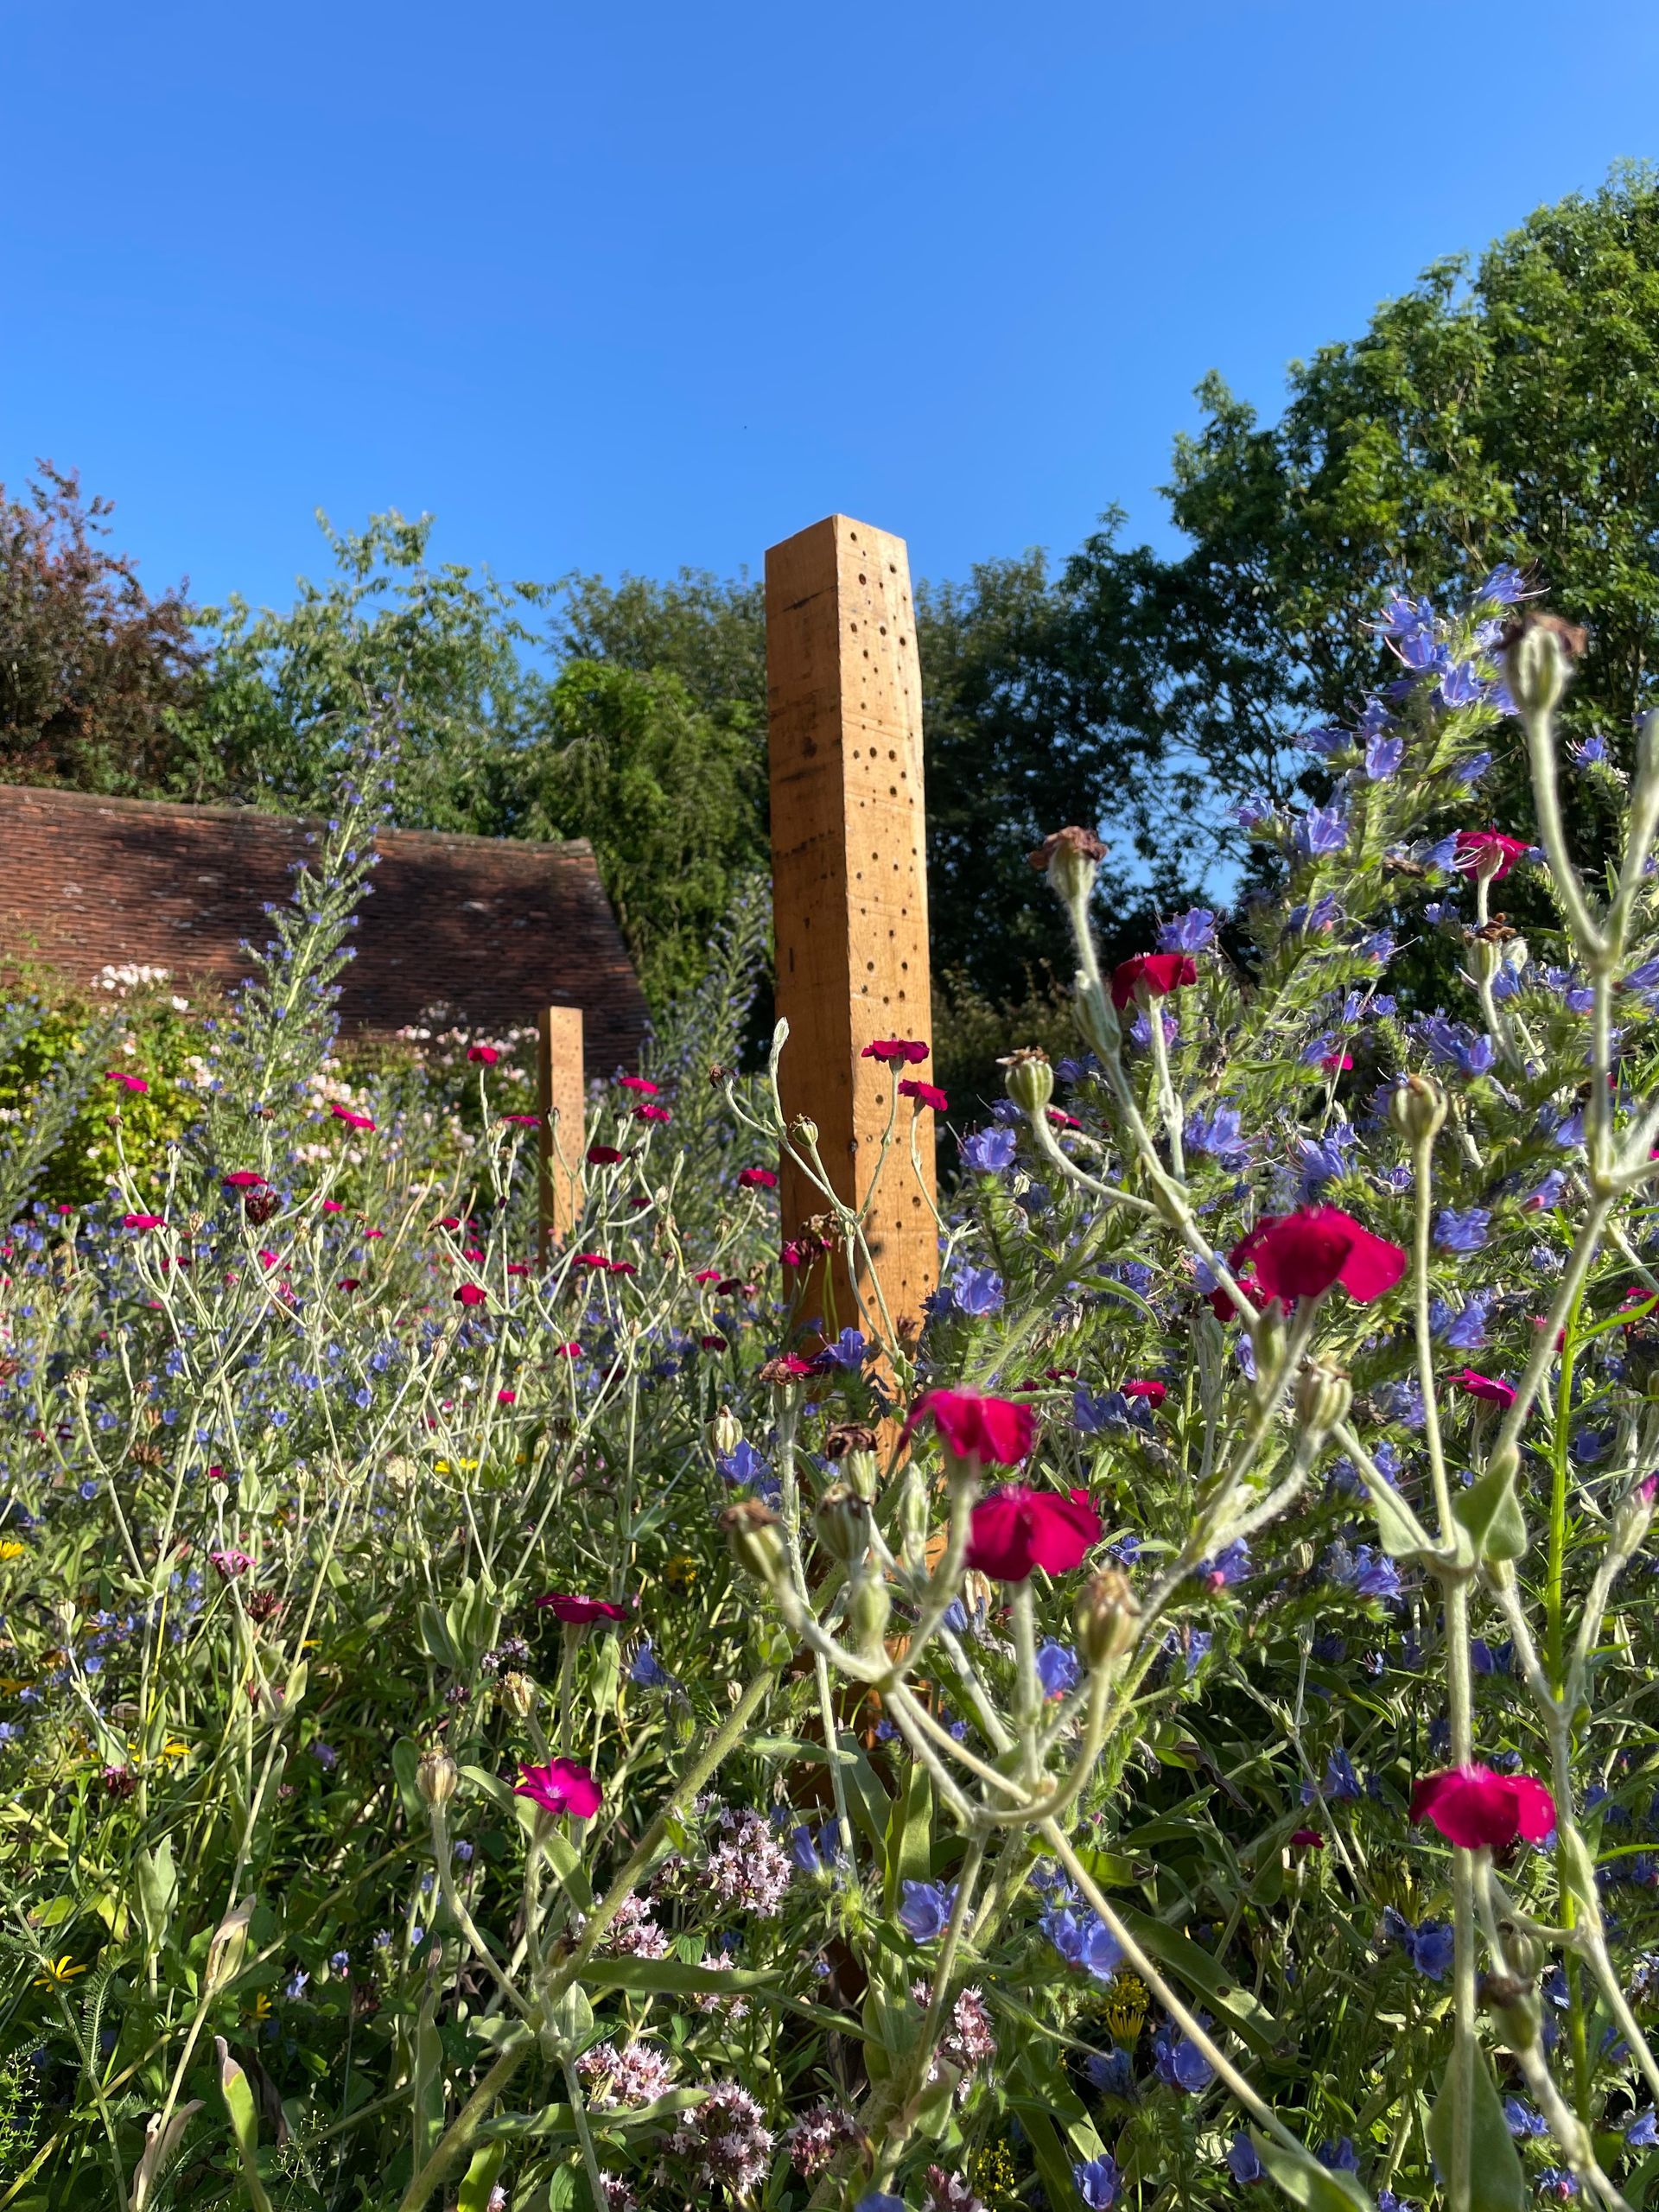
[257,1249,280,1268]
[105,1070,149,1093]
[330,1104,376,1132]
[1411,1764,1555,1848]
[467,1044,499,1065]
[609,1260,638,1277]
[737,1167,779,1189]
[498,1387,517,1404]
[506,1262,531,1277]
[694,1268,721,1283]
[588,1144,625,1166]
[861,1039,929,1065]
[336,1277,362,1292]
[1453,1368,1516,1408]
[904,1389,1035,1465]
[780,1241,809,1268]
[965,1485,1101,1581]
[454,1282,488,1307]
[122,1212,165,1231]
[634,1103,671,1124]
[501,1112,541,1126]
[1123,1378,1166,1406]
[321,1198,345,1213]
[1109,951,1198,1010]
[553,1341,583,1358]
[899,1078,950,1111]
[1047,1107,1082,1130]
[514,1757,601,1820]
[619,1076,659,1096]
[1229,1205,1406,1306]
[572,1252,612,1270]
[537,1593,629,1625]
[1454,830,1530,881]
[210,1548,254,1580]
[1320,1050,1354,1073]
[222,1171,267,1190]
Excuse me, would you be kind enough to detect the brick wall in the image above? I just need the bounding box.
[0,785,650,1071]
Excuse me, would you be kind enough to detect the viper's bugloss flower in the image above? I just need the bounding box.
[454,1283,487,1307]
[514,1756,601,1819]
[1452,1368,1516,1408]
[965,1485,1100,1581]
[946,1265,1004,1318]
[1434,1206,1491,1252]
[1293,804,1350,858]
[1411,1763,1555,1847]
[861,1037,929,1065]
[898,1878,958,1941]
[1109,951,1197,1010]
[1036,1638,1082,1696]
[904,1389,1034,1466]
[536,1593,628,1624]
[736,1167,778,1189]
[1073,2153,1120,2208]
[1229,1206,1406,1306]
[1454,830,1530,880]
[1226,2135,1264,2183]
[899,1077,949,1111]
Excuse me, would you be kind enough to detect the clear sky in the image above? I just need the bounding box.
[3,2,1656,618]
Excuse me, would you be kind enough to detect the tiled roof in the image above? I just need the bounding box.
[0,784,650,1070]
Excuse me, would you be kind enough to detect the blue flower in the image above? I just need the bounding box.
[788,1821,840,1876]
[1382,1908,1454,1981]
[1072,2154,1119,2208]
[1226,2133,1264,2183]
[1151,2018,1215,2092]
[1237,792,1276,829]
[1187,1102,1252,1168]
[1157,908,1217,952]
[1433,1207,1491,1253]
[1437,660,1487,708]
[960,1124,1017,1173]
[1478,563,1529,606]
[897,1879,958,1942]
[1318,2139,1359,2172]
[1294,805,1350,859]
[629,1637,673,1688]
[1084,2045,1135,2098]
[948,1266,1004,1318]
[717,1438,772,1491]
[1537,2169,1580,2199]
[1037,1640,1082,1698]
[1303,1749,1360,1804]
[1626,2109,1658,2147]
[1429,1294,1491,1352]
[855,2196,906,2212]
[817,1328,869,1370]
[1200,1539,1250,1589]
[1503,2097,1548,2138]
[1365,728,1405,779]
[1041,1906,1124,1982]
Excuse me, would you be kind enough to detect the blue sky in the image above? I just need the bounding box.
[3,2,1656,618]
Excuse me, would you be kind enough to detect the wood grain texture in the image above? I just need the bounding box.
[766,514,938,1341]
[537,1005,586,1261]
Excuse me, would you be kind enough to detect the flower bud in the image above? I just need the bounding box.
[791,1115,819,1149]
[708,1406,743,1459]
[848,1571,892,1653]
[1502,610,1586,716]
[1000,1047,1054,1117]
[1479,1970,1541,2054]
[1027,824,1108,908]
[1615,1476,1657,1558]
[416,1745,459,1809]
[814,1482,872,1567]
[204,1897,254,1996]
[1294,1359,1351,1441]
[720,1498,789,1586]
[825,1421,880,1499]
[1388,1072,1447,1146]
[498,1670,537,1719]
[1074,1567,1141,1667]
[896,1466,931,1562]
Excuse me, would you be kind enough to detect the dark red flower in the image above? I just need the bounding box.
[1228,1206,1406,1306]
[904,1389,1035,1465]
[587,1144,624,1166]
[336,1276,362,1292]
[1452,1368,1516,1407]
[861,1039,930,1065]
[1411,1764,1555,1848]
[1454,830,1529,881]
[506,1262,530,1276]
[467,1044,499,1065]
[1289,1827,1325,1850]
[536,1592,628,1625]
[454,1282,488,1307]
[964,1485,1101,1581]
[1123,1378,1166,1406]
[222,1171,267,1190]
[500,1112,542,1126]
[608,1260,638,1276]
[572,1252,611,1270]
[899,1078,950,1111]
[700,1333,729,1351]
[737,1167,779,1189]
[1109,952,1198,1011]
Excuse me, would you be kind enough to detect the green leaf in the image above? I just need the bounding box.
[215,2037,274,2212]
[135,1838,177,1953]
[1251,2131,1374,2210]
[1115,1908,1281,2060]
[883,1755,931,1912]
[1424,2047,1527,2212]
[1360,1471,1436,1560]
[412,1991,444,2166]
[458,2145,506,2212]
[588,1955,858,2032]
[417,1603,460,1671]
[1007,2098,1091,2211]
[1452,1461,1528,1563]
[539,1827,594,1912]
[391,1737,424,1824]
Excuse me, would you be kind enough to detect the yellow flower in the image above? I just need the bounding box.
[245,1992,271,2021]
[160,1739,191,1762]
[1105,1970,1148,2045]
[34,1955,86,1989]
[0,1540,26,1563]
[663,1554,698,1590]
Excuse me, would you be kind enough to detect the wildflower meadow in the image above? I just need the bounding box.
[4,588,1659,2212]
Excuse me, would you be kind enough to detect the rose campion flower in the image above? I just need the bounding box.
[514,1757,601,1820]
[221,1171,267,1190]
[736,1167,778,1189]
[1411,1763,1555,1848]
[1452,1368,1516,1408]
[467,1045,499,1065]
[454,1283,487,1307]
[1229,1205,1406,1306]
[1122,1378,1166,1406]
[861,1038,929,1065]
[619,1075,658,1095]
[1109,951,1198,1010]
[536,1593,629,1625]
[587,1145,624,1166]
[105,1069,149,1093]
[122,1213,166,1231]
[330,1104,376,1131]
[1454,830,1529,880]
[899,1077,949,1111]
[965,1485,1101,1581]
[904,1389,1034,1466]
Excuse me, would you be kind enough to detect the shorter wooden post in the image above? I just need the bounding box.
[537,1006,585,1264]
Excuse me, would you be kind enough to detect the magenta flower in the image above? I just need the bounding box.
[454,1282,488,1307]
[737,1167,779,1189]
[1109,951,1198,1011]
[1453,1368,1516,1408]
[105,1070,149,1093]
[1454,830,1529,881]
[1123,1379,1166,1406]
[904,1389,1035,1466]
[329,1104,376,1132]
[1411,1764,1555,1848]
[1229,1206,1406,1306]
[899,1078,950,1111]
[861,1039,929,1065]
[536,1593,628,1625]
[467,1044,499,1065]
[222,1171,267,1190]
[965,1485,1101,1582]
[619,1075,659,1096]
[210,1548,254,1580]
[634,1103,671,1124]
[515,1757,601,1820]
[122,1212,165,1231]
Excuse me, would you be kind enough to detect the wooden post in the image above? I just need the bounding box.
[537,1005,585,1264]
[766,514,938,1343]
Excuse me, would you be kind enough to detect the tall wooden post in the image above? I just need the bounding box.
[537,1005,585,1265]
[766,514,938,1343]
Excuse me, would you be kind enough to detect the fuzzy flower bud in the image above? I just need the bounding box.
[1502,609,1586,716]
[825,1421,880,1499]
[1613,1473,1657,1559]
[1028,823,1108,907]
[1389,1072,1447,1146]
[1294,1359,1351,1442]
[708,1406,744,1459]
[416,1746,459,1809]
[791,1115,819,1149]
[1074,1567,1141,1667]
[498,1671,537,1719]
[814,1482,872,1567]
[1000,1047,1054,1117]
[847,1571,892,1652]
[1480,1970,1542,2054]
[720,1498,789,1586]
